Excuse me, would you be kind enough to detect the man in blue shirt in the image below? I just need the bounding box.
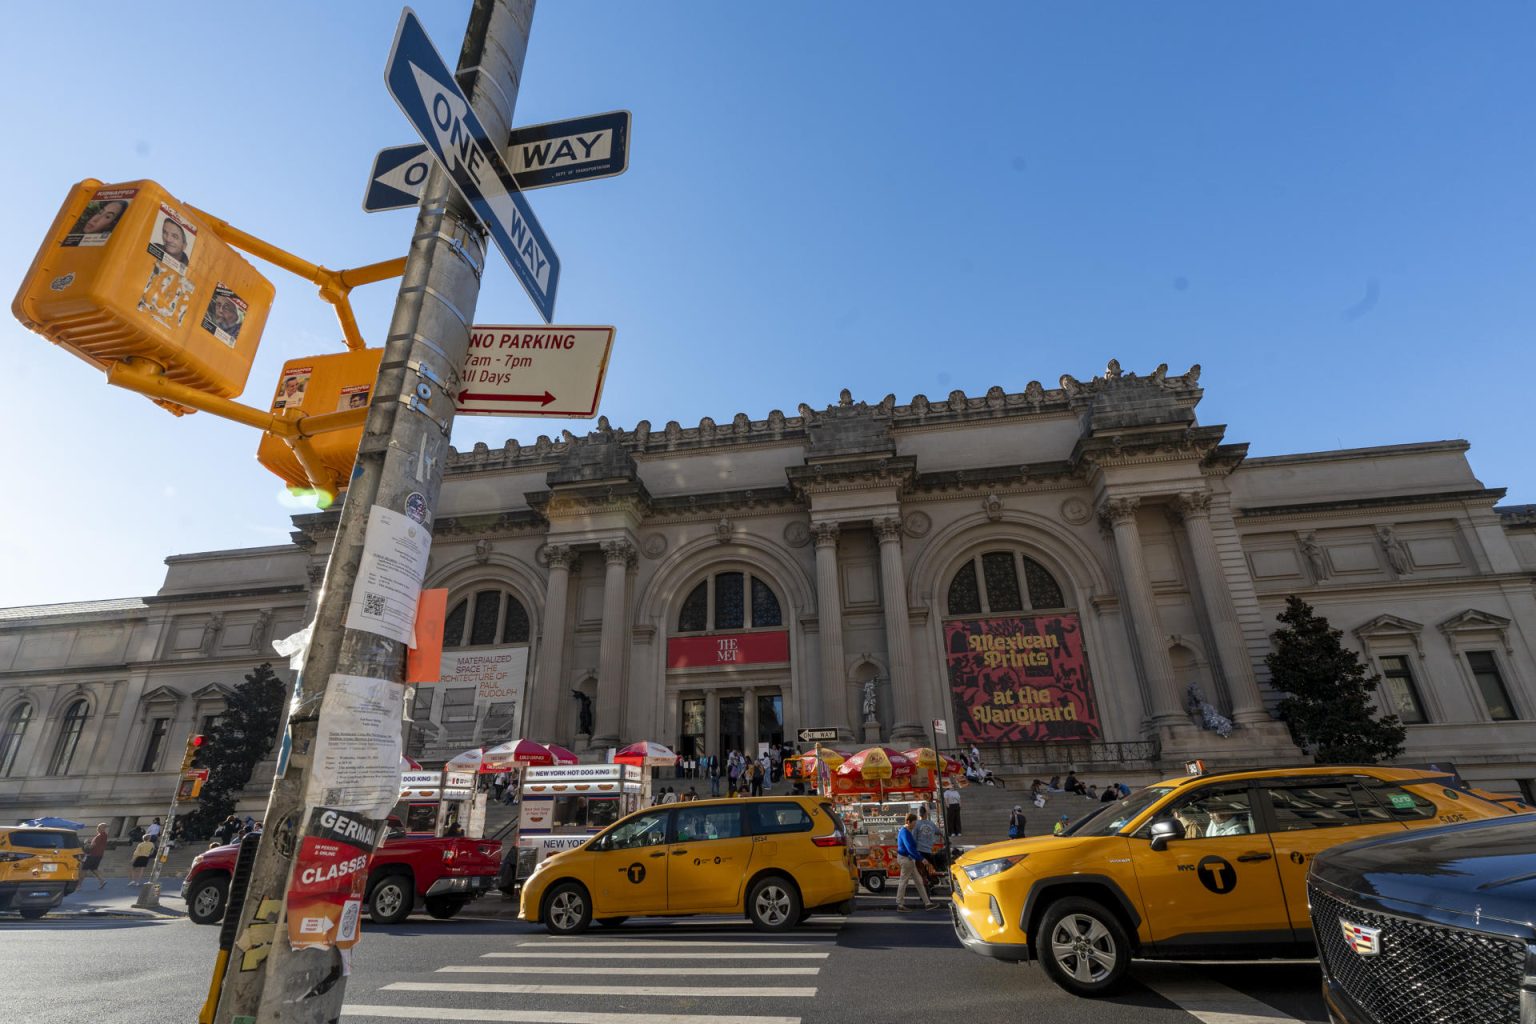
[895,813,937,912]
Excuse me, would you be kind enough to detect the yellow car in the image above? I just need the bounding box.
[950,765,1521,996]
[520,796,857,934]
[0,825,84,920]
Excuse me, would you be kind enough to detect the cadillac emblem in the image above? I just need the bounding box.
[1340,920,1382,956]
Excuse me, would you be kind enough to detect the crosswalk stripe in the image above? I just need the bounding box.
[482,952,830,960]
[381,982,818,998]
[442,966,821,976]
[515,939,833,948]
[343,1005,801,1024]
[1141,971,1311,1024]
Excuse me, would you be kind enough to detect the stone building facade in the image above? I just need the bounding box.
[4,361,1535,828]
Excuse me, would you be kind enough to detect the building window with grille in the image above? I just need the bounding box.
[0,703,31,777]
[1376,656,1427,724]
[441,687,478,723]
[140,717,171,772]
[1466,651,1518,721]
[946,551,1069,617]
[443,589,532,648]
[411,687,435,722]
[48,699,90,776]
[676,573,784,633]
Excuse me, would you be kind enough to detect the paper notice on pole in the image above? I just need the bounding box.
[344,505,432,644]
[306,673,405,818]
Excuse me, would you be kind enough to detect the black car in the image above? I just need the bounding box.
[1307,815,1536,1024]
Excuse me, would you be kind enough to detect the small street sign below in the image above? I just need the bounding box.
[384,9,560,322]
[363,144,434,213]
[932,718,948,736]
[456,325,614,419]
[798,727,839,742]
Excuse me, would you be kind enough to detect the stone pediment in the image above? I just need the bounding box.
[804,389,896,458]
[141,685,186,704]
[1353,614,1425,654]
[191,683,236,701]
[1438,609,1511,636]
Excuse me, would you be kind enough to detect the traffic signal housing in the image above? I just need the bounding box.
[12,179,274,413]
[181,733,205,772]
[256,347,383,498]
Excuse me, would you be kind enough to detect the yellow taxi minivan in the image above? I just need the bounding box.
[950,765,1523,996]
[520,796,857,934]
[0,825,84,919]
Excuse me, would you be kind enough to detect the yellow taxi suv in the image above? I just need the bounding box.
[949,765,1523,997]
[0,825,84,920]
[520,796,857,934]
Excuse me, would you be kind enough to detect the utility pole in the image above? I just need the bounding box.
[213,3,535,1020]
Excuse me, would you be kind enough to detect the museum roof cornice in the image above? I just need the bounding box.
[440,361,1205,474]
[1236,487,1508,521]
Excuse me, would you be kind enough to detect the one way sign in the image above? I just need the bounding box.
[383,8,560,322]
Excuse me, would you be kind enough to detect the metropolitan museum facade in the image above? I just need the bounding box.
[3,361,1535,829]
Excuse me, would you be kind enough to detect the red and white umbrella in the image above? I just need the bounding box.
[542,743,580,765]
[400,755,423,772]
[480,738,556,771]
[613,740,678,767]
[444,747,483,774]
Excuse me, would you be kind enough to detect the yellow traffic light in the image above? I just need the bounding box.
[181,733,205,771]
[257,348,383,498]
[12,179,274,413]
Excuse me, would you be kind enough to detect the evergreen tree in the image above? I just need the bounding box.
[1268,595,1406,764]
[181,662,287,838]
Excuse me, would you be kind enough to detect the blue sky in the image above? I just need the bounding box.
[2,2,1531,608]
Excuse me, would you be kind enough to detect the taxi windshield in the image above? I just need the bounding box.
[1062,787,1174,837]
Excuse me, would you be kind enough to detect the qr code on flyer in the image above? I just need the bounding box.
[363,592,386,617]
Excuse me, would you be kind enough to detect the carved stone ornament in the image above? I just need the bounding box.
[982,493,1004,522]
[1060,497,1092,526]
[200,613,224,655]
[812,521,840,548]
[874,516,903,543]
[602,539,637,568]
[1097,496,1141,527]
[640,533,668,559]
[1299,531,1330,581]
[544,544,578,571]
[306,563,326,587]
[902,510,932,538]
[714,517,733,544]
[1378,526,1411,575]
[783,521,812,548]
[1174,491,1212,518]
[474,538,494,564]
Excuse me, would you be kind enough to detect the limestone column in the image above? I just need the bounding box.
[743,687,758,755]
[591,539,636,747]
[531,544,575,741]
[813,522,851,737]
[1173,491,1271,725]
[1098,497,1185,731]
[875,516,923,742]
[705,690,720,759]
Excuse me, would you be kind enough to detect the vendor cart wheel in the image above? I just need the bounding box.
[862,872,886,894]
[596,916,628,927]
[747,875,801,932]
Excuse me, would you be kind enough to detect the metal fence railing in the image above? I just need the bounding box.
[940,739,1162,775]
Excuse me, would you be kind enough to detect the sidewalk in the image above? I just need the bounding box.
[3,874,188,920]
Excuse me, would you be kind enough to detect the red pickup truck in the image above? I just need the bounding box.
[183,833,502,926]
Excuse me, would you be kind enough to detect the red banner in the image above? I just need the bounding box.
[666,630,789,669]
[286,808,379,951]
[944,614,1102,744]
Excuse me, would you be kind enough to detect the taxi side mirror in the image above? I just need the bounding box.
[1148,818,1179,852]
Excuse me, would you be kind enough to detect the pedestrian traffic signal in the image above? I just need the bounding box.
[256,347,383,500]
[182,733,205,771]
[12,178,274,413]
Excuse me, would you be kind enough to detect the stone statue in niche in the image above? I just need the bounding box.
[1185,682,1233,738]
[862,678,878,722]
[200,614,224,655]
[252,609,272,649]
[1378,526,1411,574]
[572,690,594,736]
[1299,532,1330,580]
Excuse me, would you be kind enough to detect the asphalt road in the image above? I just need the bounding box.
[2,887,1332,1024]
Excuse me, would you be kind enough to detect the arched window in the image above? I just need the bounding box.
[47,699,90,776]
[946,550,1067,616]
[443,589,532,648]
[0,703,32,777]
[677,573,783,633]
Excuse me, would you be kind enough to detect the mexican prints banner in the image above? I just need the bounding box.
[944,613,1102,744]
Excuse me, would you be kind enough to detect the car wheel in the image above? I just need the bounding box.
[747,875,801,932]
[424,896,466,920]
[187,876,230,925]
[596,916,628,927]
[862,872,885,894]
[543,882,592,935]
[368,875,414,925]
[18,907,49,920]
[1037,897,1131,997]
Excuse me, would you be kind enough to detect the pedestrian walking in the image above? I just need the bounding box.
[943,782,962,837]
[707,754,721,797]
[913,804,943,883]
[129,835,155,884]
[894,813,936,912]
[83,823,109,888]
[1008,805,1026,839]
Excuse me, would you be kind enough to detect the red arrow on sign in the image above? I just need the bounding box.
[457,390,556,406]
